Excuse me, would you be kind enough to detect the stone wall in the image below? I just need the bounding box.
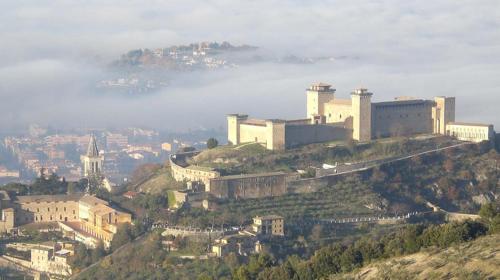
[285,124,349,148]
[371,100,434,138]
[209,172,288,199]
[169,153,220,188]
[239,124,268,144]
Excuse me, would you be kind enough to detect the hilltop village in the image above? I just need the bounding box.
[0,82,499,279]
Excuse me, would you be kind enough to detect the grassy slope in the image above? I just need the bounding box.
[333,233,500,280]
[134,136,460,195]
[190,136,459,175]
[134,166,184,194]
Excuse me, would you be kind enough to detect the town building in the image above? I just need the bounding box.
[0,193,132,248]
[30,243,73,276]
[228,83,495,150]
[252,215,284,236]
[106,133,129,150]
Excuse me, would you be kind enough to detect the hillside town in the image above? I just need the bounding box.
[2,1,500,279]
[0,82,499,279]
[0,126,217,185]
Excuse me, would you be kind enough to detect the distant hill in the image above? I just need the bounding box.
[96,41,340,95]
[111,41,258,69]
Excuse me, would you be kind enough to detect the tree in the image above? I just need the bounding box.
[67,182,77,194]
[479,203,498,221]
[443,159,455,173]
[207,138,219,149]
[310,224,323,242]
[91,241,106,262]
[111,224,133,251]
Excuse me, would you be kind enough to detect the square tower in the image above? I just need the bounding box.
[351,88,373,142]
[227,114,248,145]
[432,97,456,134]
[306,83,335,118]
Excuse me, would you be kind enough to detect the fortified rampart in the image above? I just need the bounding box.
[169,152,220,189]
[285,123,350,148]
[209,172,288,199]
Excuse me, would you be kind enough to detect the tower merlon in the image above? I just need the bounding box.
[351,88,373,97]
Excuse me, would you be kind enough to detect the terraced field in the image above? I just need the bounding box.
[213,178,383,221]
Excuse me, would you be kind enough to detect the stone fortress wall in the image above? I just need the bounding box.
[209,172,287,199]
[371,99,435,138]
[228,82,495,150]
[169,153,288,199]
[169,152,220,188]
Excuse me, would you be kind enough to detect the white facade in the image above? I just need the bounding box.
[446,122,495,143]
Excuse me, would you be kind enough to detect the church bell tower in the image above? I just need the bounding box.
[81,134,104,178]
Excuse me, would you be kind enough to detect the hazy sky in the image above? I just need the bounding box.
[1,0,499,132]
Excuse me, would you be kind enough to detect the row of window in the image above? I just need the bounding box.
[376,113,423,120]
[18,215,77,223]
[27,207,75,214]
[450,132,487,139]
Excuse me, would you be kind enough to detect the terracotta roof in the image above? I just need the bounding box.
[90,204,115,216]
[15,194,83,203]
[79,195,108,207]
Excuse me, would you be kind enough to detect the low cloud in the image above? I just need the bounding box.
[0,0,499,132]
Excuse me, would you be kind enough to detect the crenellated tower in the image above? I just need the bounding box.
[351,88,373,142]
[306,83,335,119]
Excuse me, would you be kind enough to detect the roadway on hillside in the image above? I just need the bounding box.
[316,141,471,179]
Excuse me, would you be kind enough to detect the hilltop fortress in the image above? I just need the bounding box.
[228,83,494,150]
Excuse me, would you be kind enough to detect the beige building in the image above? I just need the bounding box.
[0,191,15,233]
[446,122,495,143]
[161,142,173,152]
[228,82,495,150]
[30,243,73,276]
[252,215,284,236]
[0,193,132,248]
